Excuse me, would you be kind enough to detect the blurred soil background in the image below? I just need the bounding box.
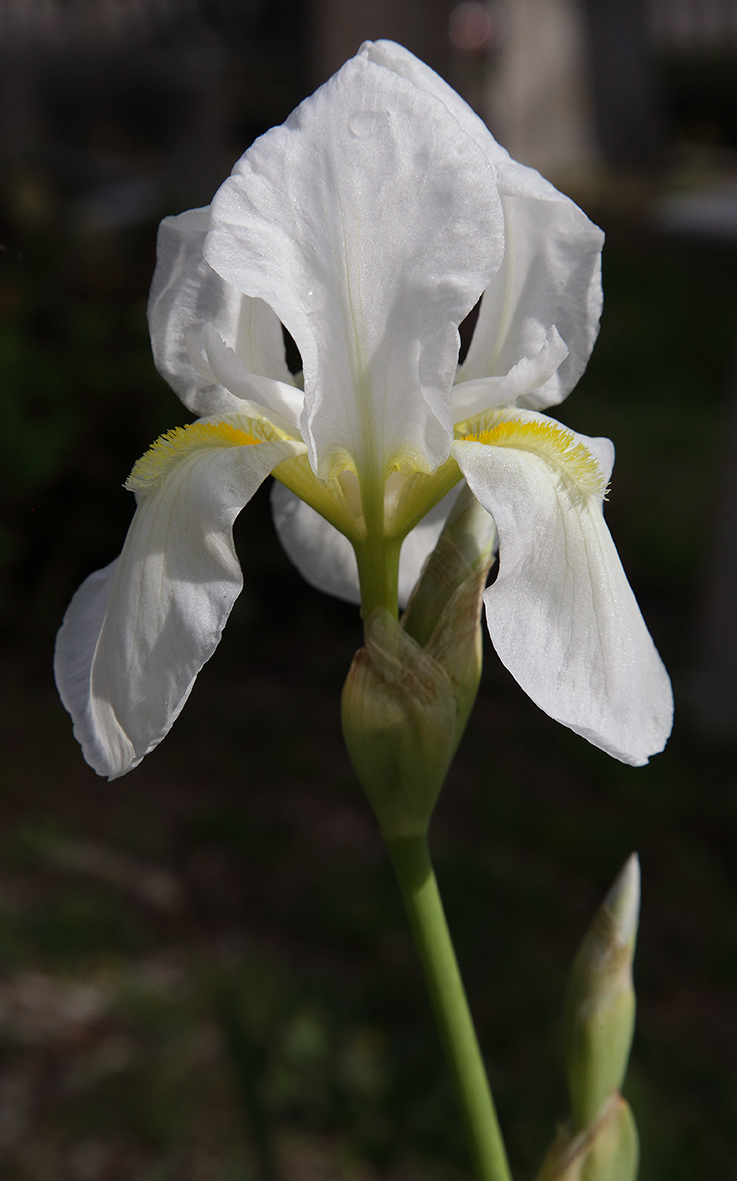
[2,1,737,1178]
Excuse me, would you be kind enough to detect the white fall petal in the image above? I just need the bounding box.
[453,428,672,765]
[55,426,303,778]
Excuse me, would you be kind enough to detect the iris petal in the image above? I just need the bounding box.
[360,40,604,414]
[459,170,604,410]
[149,207,293,417]
[55,425,304,778]
[453,430,672,764]
[204,52,505,483]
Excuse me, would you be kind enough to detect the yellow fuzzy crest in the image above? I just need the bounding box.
[462,418,607,496]
[126,421,260,491]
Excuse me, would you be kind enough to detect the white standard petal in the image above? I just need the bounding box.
[148,207,293,416]
[271,482,462,609]
[458,165,604,410]
[359,40,509,166]
[193,323,304,430]
[453,436,673,765]
[360,41,604,414]
[451,326,569,422]
[54,423,304,779]
[204,52,504,483]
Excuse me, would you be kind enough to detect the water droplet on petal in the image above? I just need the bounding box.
[348,110,390,138]
[304,288,326,312]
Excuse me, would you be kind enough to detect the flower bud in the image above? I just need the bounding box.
[341,607,457,838]
[564,855,640,1133]
[536,1094,638,1181]
[402,485,495,648]
[402,486,496,749]
[343,489,496,837]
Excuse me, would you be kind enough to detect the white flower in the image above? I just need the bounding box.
[54,40,672,779]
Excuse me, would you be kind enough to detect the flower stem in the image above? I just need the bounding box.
[354,535,402,619]
[385,833,512,1181]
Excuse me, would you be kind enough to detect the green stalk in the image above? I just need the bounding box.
[386,834,512,1181]
[354,534,402,619]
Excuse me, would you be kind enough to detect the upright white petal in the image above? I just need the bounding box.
[204,52,504,482]
[359,40,509,166]
[55,425,303,779]
[453,435,673,765]
[450,327,569,423]
[458,166,604,409]
[148,207,293,416]
[361,40,604,414]
[196,323,304,430]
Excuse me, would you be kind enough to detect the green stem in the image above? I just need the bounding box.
[386,834,512,1181]
[354,534,402,618]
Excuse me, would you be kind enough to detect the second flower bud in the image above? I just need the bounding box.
[342,488,496,838]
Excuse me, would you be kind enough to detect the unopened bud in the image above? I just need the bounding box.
[536,1094,638,1181]
[341,608,457,838]
[564,855,640,1132]
[343,490,496,837]
[402,485,495,648]
[403,486,496,749]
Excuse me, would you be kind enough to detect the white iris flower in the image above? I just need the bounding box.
[55,40,672,779]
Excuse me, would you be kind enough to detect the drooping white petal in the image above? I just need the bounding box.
[271,482,462,609]
[360,41,604,413]
[204,52,504,483]
[148,207,293,416]
[271,481,361,605]
[453,435,673,765]
[54,426,304,779]
[451,327,569,422]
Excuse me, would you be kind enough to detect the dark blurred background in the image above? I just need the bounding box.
[1,1,737,1178]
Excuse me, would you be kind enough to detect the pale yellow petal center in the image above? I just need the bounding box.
[126,421,260,492]
[461,418,607,497]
